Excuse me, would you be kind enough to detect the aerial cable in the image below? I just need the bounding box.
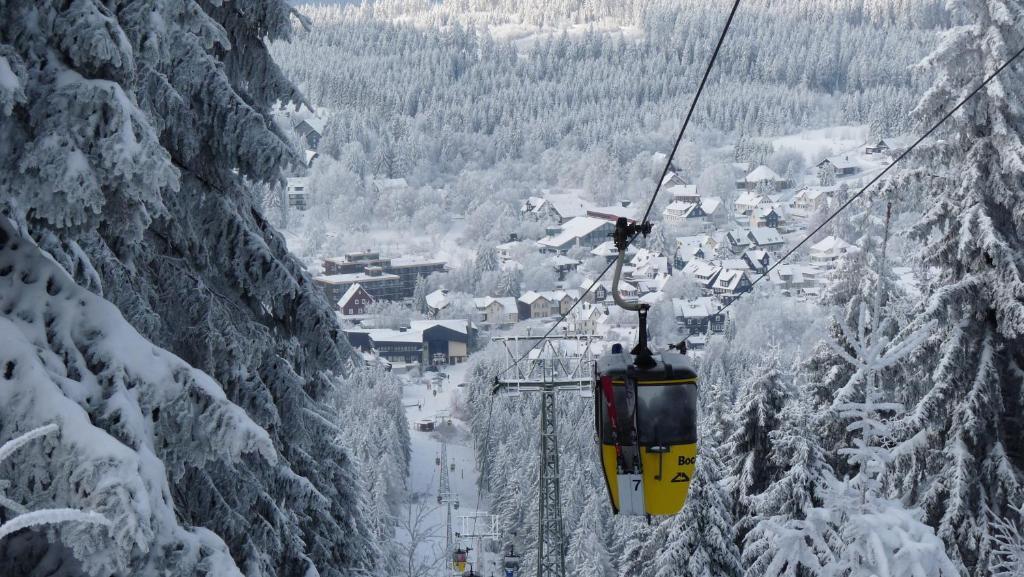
[712,40,1024,319]
[639,0,743,227]
[495,0,743,380]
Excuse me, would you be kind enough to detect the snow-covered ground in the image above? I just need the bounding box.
[397,360,502,577]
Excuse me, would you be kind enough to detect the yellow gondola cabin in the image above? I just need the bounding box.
[595,346,698,516]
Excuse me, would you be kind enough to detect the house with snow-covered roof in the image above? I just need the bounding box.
[725,229,753,254]
[522,192,595,224]
[668,184,700,204]
[581,278,636,305]
[712,269,752,303]
[538,217,614,254]
[746,228,785,254]
[662,201,702,225]
[372,177,409,194]
[672,296,728,335]
[734,191,772,215]
[750,204,788,230]
[661,170,688,188]
[769,264,823,295]
[294,116,324,150]
[791,186,834,212]
[409,319,476,365]
[742,250,771,274]
[737,165,792,191]
[682,259,722,289]
[630,248,671,280]
[473,297,519,327]
[810,236,857,268]
[865,139,890,155]
[674,235,715,269]
[338,283,375,320]
[425,289,450,317]
[817,156,859,176]
[549,255,581,280]
[567,303,607,334]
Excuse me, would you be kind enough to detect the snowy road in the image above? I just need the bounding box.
[397,360,502,577]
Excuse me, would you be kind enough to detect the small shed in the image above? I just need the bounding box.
[414,419,435,432]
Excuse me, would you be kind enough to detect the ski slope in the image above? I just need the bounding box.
[399,360,502,577]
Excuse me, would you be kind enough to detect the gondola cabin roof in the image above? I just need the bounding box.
[596,350,697,382]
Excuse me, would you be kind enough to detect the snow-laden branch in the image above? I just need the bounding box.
[0,423,58,466]
[0,508,111,542]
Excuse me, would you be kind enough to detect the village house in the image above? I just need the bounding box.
[668,184,700,204]
[865,139,890,155]
[567,303,607,334]
[742,250,771,274]
[712,269,752,303]
[286,177,309,211]
[580,279,636,305]
[518,291,553,320]
[672,296,728,335]
[294,117,324,150]
[769,264,823,295]
[411,320,475,365]
[682,259,723,290]
[737,165,792,191]
[817,156,859,177]
[360,328,423,365]
[473,297,519,327]
[630,249,671,280]
[749,204,788,230]
[734,191,773,216]
[725,229,753,254]
[810,236,856,268]
[425,289,450,317]
[337,283,375,320]
[538,216,615,254]
[791,187,834,212]
[661,170,688,188]
[746,228,785,254]
[550,255,581,280]
[346,320,476,368]
[662,201,703,226]
[521,192,594,224]
[674,244,708,270]
[516,290,579,319]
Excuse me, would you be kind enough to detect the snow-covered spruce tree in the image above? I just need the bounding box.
[650,446,743,577]
[824,389,958,577]
[742,389,835,577]
[0,0,380,575]
[724,346,789,539]
[0,220,276,576]
[989,502,1024,577]
[566,494,614,577]
[803,197,913,477]
[895,0,1024,573]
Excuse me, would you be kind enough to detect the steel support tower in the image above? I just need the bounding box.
[492,335,595,577]
[536,379,565,577]
[438,442,455,554]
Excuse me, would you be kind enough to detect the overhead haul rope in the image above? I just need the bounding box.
[712,41,1024,319]
[494,0,744,381]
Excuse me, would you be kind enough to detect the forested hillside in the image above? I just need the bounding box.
[274,0,941,179]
